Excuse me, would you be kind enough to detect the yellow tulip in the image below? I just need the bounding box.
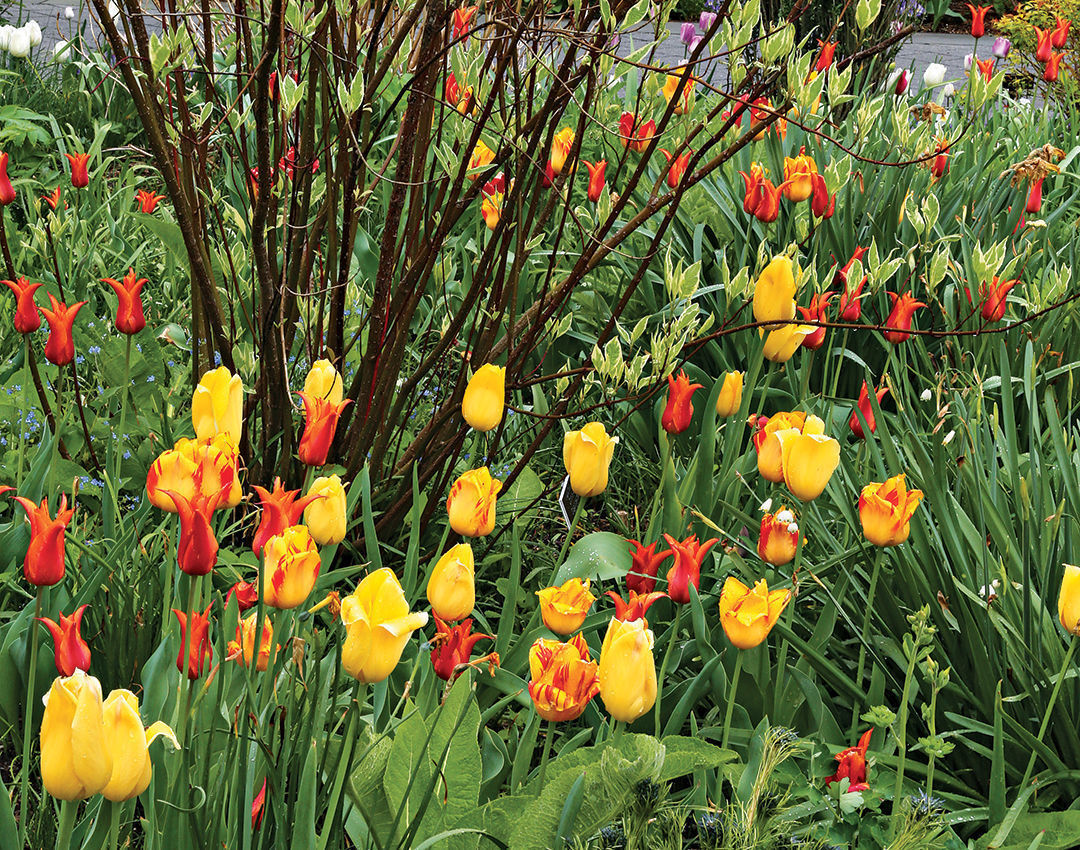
[661,73,695,115]
[782,148,817,203]
[753,256,797,329]
[752,411,808,483]
[859,474,923,546]
[192,366,243,443]
[462,364,506,432]
[715,371,744,417]
[598,617,657,723]
[262,525,321,609]
[427,543,475,621]
[304,474,347,545]
[550,127,575,176]
[761,324,815,362]
[341,568,429,683]
[718,577,791,649]
[100,690,179,801]
[1059,565,1080,634]
[563,422,618,497]
[304,359,344,405]
[536,577,596,635]
[40,670,114,800]
[775,417,840,501]
[446,467,502,537]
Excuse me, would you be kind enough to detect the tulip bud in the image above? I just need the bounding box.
[563,422,618,497]
[893,69,911,95]
[446,467,501,536]
[461,363,506,432]
[923,63,946,88]
[192,366,244,444]
[715,371,743,417]
[303,474,347,545]
[262,525,321,609]
[341,568,428,683]
[38,605,91,677]
[303,359,344,405]
[991,36,1011,59]
[536,577,595,635]
[752,256,797,329]
[598,617,657,723]
[40,671,114,800]
[427,543,476,621]
[1059,565,1080,634]
[100,689,179,801]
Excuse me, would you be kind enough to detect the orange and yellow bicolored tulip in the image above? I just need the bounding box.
[446,467,501,537]
[782,148,817,203]
[251,477,321,557]
[598,617,657,723]
[858,474,923,546]
[758,507,800,566]
[467,140,495,179]
[549,127,575,176]
[340,568,429,683]
[718,577,791,649]
[146,435,242,513]
[536,577,596,635]
[298,392,351,467]
[227,613,275,671]
[262,525,321,609]
[661,72,695,115]
[563,422,618,497]
[528,634,600,722]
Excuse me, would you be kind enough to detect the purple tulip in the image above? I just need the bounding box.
[680,22,696,45]
[699,11,717,32]
[689,36,703,53]
[992,36,1011,59]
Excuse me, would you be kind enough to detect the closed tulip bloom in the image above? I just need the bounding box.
[38,605,91,676]
[14,495,75,586]
[753,177,787,223]
[550,127,575,176]
[605,588,667,623]
[815,39,837,72]
[598,617,657,723]
[859,474,923,546]
[718,577,791,649]
[462,363,506,431]
[0,151,14,205]
[753,256,797,328]
[661,149,692,188]
[810,173,834,218]
[834,246,867,289]
[340,568,429,683]
[584,160,606,202]
[1044,52,1064,82]
[883,292,926,344]
[740,162,766,215]
[173,604,212,679]
[529,634,600,722]
[967,3,990,37]
[1059,565,1080,633]
[303,358,344,405]
[451,4,477,41]
[782,148,817,203]
[618,111,636,148]
[1035,27,1054,63]
[762,324,815,362]
[431,616,492,681]
[481,174,504,229]
[563,422,618,497]
[838,274,867,322]
[40,293,87,366]
[663,533,718,604]
[102,268,148,335]
[775,418,841,501]
[251,477,320,555]
[661,73,695,115]
[715,371,743,418]
[262,525,320,609]
[193,366,244,443]
[893,69,912,95]
[100,689,179,801]
[303,474,347,545]
[467,140,495,179]
[446,467,501,536]
[752,411,808,482]
[849,381,889,440]
[227,613,275,671]
[758,508,800,566]
[979,277,1018,322]
[797,292,833,351]
[627,539,671,595]
[3,277,43,333]
[661,369,703,434]
[297,392,351,466]
[40,671,113,800]
[1026,177,1044,214]
[991,36,1011,59]
[64,152,90,188]
[1052,16,1071,48]
[427,542,475,621]
[169,491,221,576]
[134,189,165,213]
[146,441,198,512]
[537,578,596,635]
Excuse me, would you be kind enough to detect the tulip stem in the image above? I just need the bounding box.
[851,549,884,736]
[720,651,743,751]
[18,588,43,848]
[554,497,586,573]
[176,575,199,746]
[1019,634,1078,792]
[15,337,29,487]
[107,800,121,850]
[888,640,921,841]
[113,334,132,497]
[537,719,555,788]
[653,605,684,735]
[54,800,77,850]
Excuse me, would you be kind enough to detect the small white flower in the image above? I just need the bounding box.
[759,498,773,513]
[942,83,956,98]
[776,509,794,524]
[25,20,42,48]
[923,63,947,88]
[920,389,932,402]
[943,430,956,445]
[65,6,75,18]
[7,27,31,58]
[786,522,799,535]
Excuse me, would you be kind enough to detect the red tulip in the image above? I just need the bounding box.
[102,268,148,335]
[979,277,1018,322]
[173,604,213,679]
[39,293,87,366]
[135,189,165,213]
[13,495,76,587]
[825,729,873,792]
[1035,27,1054,63]
[452,5,477,42]
[883,292,926,344]
[975,57,994,83]
[815,39,837,73]
[42,187,61,210]
[894,69,911,95]
[37,605,91,676]
[1052,16,1071,49]
[251,477,321,557]
[626,539,671,595]
[930,145,949,180]
[618,112,637,149]
[811,173,834,218]
[64,152,90,189]
[834,245,868,288]
[837,274,867,322]
[753,177,787,223]
[797,292,833,351]
[0,152,14,205]
[430,616,492,681]
[1026,177,1044,213]
[966,4,990,38]
[661,148,692,188]
[849,381,889,440]
[252,779,267,830]
[2,277,43,334]
[278,147,319,179]
[1044,52,1064,82]
[584,159,606,202]
[740,166,765,215]
[662,533,718,604]
[166,490,222,576]
[227,580,259,612]
[297,392,352,466]
[605,588,667,622]
[661,369,703,434]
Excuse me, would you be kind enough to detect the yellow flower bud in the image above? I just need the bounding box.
[536,578,596,635]
[753,256,797,329]
[40,670,114,800]
[718,577,791,649]
[191,366,244,443]
[262,526,321,609]
[304,474,347,545]
[341,568,429,683]
[715,371,744,418]
[101,690,179,801]
[598,617,657,723]
[427,543,475,621]
[563,422,618,498]
[304,359,344,405]
[462,364,506,432]
[1059,564,1080,634]
[446,467,501,537]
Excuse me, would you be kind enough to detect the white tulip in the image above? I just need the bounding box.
[0,25,14,51]
[65,6,76,18]
[922,63,947,88]
[943,83,956,98]
[53,39,74,62]
[920,389,932,402]
[8,27,31,58]
[25,21,42,48]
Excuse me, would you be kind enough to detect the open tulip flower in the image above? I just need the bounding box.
[528,634,600,722]
[38,605,91,676]
[251,477,321,556]
[883,292,926,344]
[431,616,493,681]
[563,422,618,497]
[740,162,766,213]
[100,690,179,801]
[661,369,703,434]
[64,152,91,188]
[758,507,800,567]
[606,588,667,623]
[304,474,347,545]
[775,416,841,501]
[174,604,213,679]
[859,474,923,547]
[427,542,476,622]
[1035,26,1054,63]
[782,148,817,203]
[797,292,833,351]
[227,613,275,671]
[715,371,743,418]
[340,568,429,683]
[14,494,75,586]
[40,293,87,366]
[718,577,792,649]
[462,363,506,432]
[303,358,344,405]
[3,277,43,333]
[849,381,889,440]
[451,4,477,42]
[1058,564,1080,634]
[193,366,244,443]
[102,268,148,335]
[227,580,259,612]
[146,435,241,514]
[134,188,165,213]
[537,577,596,635]
[261,525,321,609]
[1052,15,1071,48]
[662,533,718,604]
[753,255,797,328]
[298,391,351,466]
[966,3,990,37]
[598,617,657,723]
[626,539,671,594]
[447,467,502,536]
[662,148,692,188]
[751,175,787,223]
[825,729,873,792]
[40,670,113,800]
